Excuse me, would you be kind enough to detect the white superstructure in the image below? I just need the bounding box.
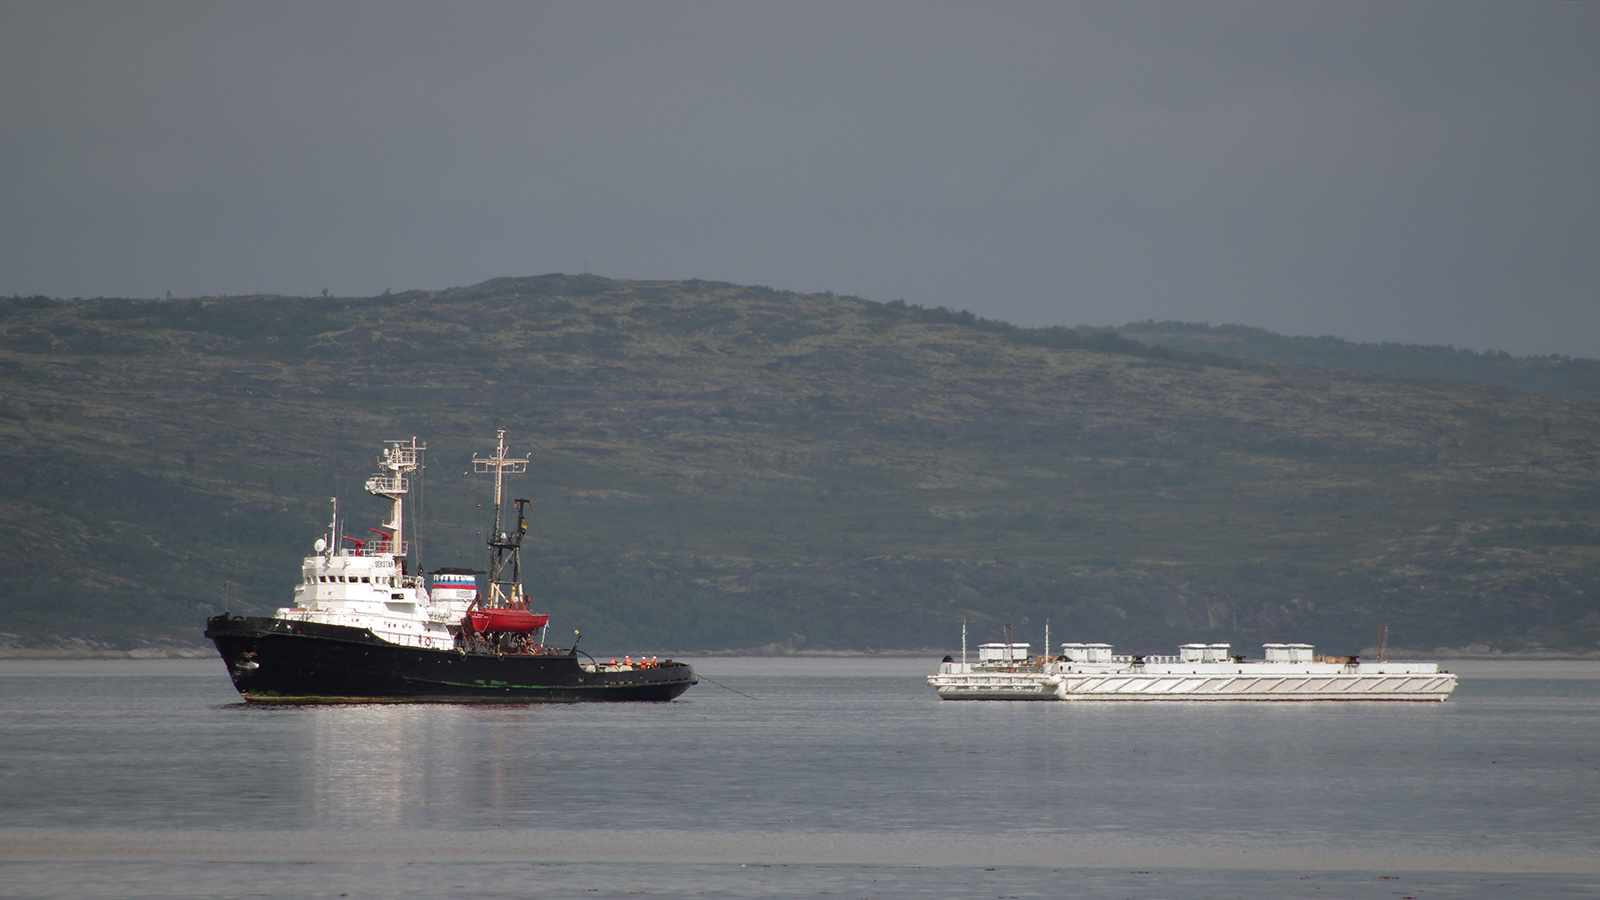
[928,640,1457,701]
[273,438,474,650]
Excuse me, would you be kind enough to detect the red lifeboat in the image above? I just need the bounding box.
[466,608,549,634]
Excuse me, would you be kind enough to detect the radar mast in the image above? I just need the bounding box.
[473,429,530,608]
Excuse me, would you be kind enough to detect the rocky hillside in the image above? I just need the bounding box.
[2,276,1597,656]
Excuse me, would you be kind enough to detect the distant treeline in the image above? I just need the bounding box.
[1114,320,1600,404]
[864,299,1259,372]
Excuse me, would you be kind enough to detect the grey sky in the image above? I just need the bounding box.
[4,2,1597,356]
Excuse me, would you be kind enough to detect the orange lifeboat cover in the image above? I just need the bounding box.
[466,609,550,634]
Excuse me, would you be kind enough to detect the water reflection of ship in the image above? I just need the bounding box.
[304,706,545,826]
[309,708,417,827]
[207,431,697,702]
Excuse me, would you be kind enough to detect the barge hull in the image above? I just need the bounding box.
[930,671,1456,701]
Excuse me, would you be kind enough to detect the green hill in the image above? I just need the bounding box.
[2,276,1598,657]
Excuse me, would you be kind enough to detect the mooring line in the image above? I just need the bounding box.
[698,674,760,699]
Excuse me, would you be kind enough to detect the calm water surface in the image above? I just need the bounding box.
[1,657,1597,899]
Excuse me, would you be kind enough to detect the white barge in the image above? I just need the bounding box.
[928,641,1456,702]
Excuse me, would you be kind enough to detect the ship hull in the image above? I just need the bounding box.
[206,615,696,703]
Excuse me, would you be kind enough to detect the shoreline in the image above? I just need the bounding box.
[2,826,1596,874]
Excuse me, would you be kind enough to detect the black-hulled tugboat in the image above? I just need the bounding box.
[206,431,697,702]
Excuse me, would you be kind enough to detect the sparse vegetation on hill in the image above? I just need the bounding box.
[2,276,1597,656]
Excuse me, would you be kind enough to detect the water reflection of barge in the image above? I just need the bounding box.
[206,432,696,702]
[928,640,1456,701]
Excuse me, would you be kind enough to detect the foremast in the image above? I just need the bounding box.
[473,429,530,609]
[362,437,424,570]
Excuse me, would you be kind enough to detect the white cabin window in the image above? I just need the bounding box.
[361,577,370,583]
